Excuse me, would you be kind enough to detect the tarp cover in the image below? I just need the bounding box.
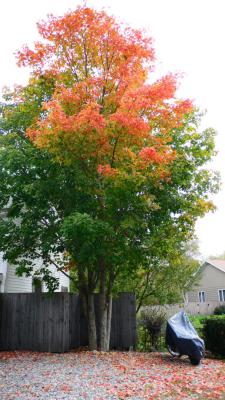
[166,311,205,360]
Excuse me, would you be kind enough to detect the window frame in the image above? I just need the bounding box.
[61,286,68,292]
[198,291,206,303]
[218,289,225,302]
[32,277,43,293]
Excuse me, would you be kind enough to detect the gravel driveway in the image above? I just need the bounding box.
[0,350,225,399]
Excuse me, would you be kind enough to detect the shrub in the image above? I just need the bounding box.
[189,314,206,339]
[203,316,225,357]
[214,305,225,315]
[136,324,151,352]
[138,307,166,350]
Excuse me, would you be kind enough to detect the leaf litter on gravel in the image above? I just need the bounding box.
[0,350,225,399]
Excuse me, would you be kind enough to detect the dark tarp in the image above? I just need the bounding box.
[166,311,205,360]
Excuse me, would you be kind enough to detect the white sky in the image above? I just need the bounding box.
[0,0,224,258]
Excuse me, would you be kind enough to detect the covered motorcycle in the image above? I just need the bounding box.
[165,311,205,365]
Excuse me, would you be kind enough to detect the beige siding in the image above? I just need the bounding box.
[187,263,225,303]
[144,301,223,317]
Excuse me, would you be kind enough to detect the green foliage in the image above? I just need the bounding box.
[0,133,157,292]
[0,134,76,291]
[214,305,225,315]
[61,213,114,265]
[0,76,55,136]
[203,316,225,357]
[136,325,166,352]
[115,247,200,310]
[32,276,42,288]
[189,314,206,338]
[113,115,220,309]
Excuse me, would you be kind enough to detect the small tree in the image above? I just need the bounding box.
[139,308,166,350]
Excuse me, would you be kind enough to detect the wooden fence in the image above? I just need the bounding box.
[0,292,136,352]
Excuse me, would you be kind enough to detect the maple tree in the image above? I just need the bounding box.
[0,6,219,351]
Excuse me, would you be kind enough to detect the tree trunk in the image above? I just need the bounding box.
[99,293,108,350]
[99,292,112,351]
[78,266,98,350]
[87,292,97,350]
[79,289,97,350]
[99,259,113,351]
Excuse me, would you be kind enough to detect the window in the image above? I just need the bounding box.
[198,291,205,303]
[218,289,225,302]
[32,277,43,293]
[61,286,68,292]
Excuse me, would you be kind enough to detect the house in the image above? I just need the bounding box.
[187,259,225,305]
[0,252,69,293]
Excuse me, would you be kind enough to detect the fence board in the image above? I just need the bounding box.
[0,292,136,352]
[69,294,80,348]
[110,296,119,349]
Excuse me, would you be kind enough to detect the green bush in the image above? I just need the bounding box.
[214,305,225,315]
[137,324,151,352]
[189,315,206,339]
[203,316,225,357]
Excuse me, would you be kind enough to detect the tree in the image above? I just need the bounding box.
[115,240,200,313]
[0,6,219,350]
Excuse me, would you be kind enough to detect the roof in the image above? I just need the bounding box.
[205,259,225,273]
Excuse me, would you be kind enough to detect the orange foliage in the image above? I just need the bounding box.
[97,164,117,177]
[19,6,193,180]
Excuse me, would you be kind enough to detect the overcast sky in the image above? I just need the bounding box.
[0,0,224,258]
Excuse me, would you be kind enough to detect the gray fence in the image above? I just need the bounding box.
[0,292,136,352]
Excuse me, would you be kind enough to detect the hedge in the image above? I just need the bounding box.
[214,304,225,315]
[203,316,225,357]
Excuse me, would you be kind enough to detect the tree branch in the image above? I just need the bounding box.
[33,250,76,284]
[136,269,154,313]
[110,136,119,168]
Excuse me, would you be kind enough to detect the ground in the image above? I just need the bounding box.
[0,351,225,399]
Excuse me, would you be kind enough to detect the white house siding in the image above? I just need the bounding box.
[0,252,8,293]
[4,260,69,293]
[187,263,225,303]
[41,263,70,292]
[59,271,70,291]
[4,263,33,293]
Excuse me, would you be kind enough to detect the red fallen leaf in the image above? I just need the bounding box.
[59,384,72,392]
[0,351,18,360]
[116,365,127,373]
[117,391,127,399]
[43,384,52,392]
